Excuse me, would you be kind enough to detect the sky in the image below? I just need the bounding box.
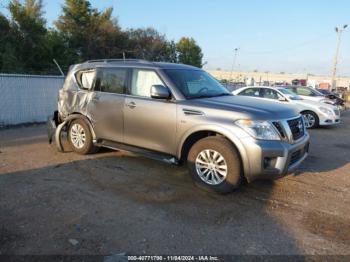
[1,0,350,76]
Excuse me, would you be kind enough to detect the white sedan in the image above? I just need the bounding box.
[233,86,341,128]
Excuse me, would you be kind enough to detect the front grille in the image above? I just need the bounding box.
[287,117,304,141]
[272,121,285,138]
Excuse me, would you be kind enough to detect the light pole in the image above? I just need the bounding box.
[229,48,239,82]
[331,24,347,92]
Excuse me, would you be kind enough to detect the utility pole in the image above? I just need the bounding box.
[331,24,347,92]
[229,48,239,82]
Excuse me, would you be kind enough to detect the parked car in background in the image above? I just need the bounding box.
[291,79,307,86]
[48,59,310,193]
[278,86,336,106]
[316,89,346,109]
[233,86,341,128]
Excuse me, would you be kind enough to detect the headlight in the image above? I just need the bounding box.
[320,99,335,105]
[235,119,281,140]
[319,107,333,115]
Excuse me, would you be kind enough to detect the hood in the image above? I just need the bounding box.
[294,99,336,109]
[181,95,299,120]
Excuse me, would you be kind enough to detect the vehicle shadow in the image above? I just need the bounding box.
[0,154,302,256]
[294,110,350,174]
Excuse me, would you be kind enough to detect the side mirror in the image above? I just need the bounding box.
[278,97,288,102]
[151,85,171,99]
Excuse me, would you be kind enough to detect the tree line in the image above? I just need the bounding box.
[0,0,204,75]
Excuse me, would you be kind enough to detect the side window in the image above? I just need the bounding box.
[239,88,260,97]
[296,87,312,96]
[131,69,163,97]
[262,89,279,100]
[98,68,128,94]
[76,70,96,90]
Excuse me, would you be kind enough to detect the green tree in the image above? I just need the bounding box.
[176,37,203,68]
[0,0,205,74]
[55,0,126,61]
[87,7,127,59]
[45,29,78,73]
[55,0,93,60]
[164,40,178,63]
[8,0,50,73]
[0,13,22,72]
[127,27,173,61]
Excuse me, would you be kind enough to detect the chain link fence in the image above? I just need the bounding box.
[0,73,65,127]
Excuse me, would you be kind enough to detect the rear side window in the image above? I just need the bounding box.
[76,70,96,90]
[239,88,260,97]
[97,68,128,94]
[130,69,163,97]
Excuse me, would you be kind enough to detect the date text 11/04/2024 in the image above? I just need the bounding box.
[127,255,219,261]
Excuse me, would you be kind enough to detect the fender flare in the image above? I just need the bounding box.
[55,114,96,152]
[176,125,250,177]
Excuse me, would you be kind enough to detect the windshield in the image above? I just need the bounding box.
[317,89,333,95]
[317,89,331,95]
[308,87,324,96]
[164,69,231,99]
[278,88,303,100]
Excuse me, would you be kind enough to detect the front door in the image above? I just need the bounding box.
[124,69,177,155]
[88,67,129,142]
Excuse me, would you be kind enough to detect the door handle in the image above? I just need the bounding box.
[126,101,136,109]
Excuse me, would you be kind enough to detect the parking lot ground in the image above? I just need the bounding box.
[0,111,350,256]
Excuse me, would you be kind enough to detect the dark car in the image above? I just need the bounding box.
[316,89,345,107]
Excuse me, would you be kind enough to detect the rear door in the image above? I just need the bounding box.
[87,67,129,142]
[123,68,177,155]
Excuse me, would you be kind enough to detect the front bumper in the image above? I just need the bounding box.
[241,133,310,182]
[319,113,341,126]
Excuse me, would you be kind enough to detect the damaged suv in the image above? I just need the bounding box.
[48,59,310,193]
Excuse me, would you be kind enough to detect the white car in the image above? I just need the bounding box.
[233,86,341,128]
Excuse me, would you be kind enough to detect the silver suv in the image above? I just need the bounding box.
[48,59,310,193]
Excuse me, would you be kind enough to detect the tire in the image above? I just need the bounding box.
[68,119,97,155]
[301,111,319,129]
[187,136,242,194]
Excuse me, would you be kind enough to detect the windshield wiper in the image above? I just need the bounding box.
[188,93,232,100]
[188,95,214,99]
[187,93,233,99]
[213,93,232,97]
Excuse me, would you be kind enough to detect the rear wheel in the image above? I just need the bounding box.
[68,119,97,154]
[187,136,242,193]
[301,111,319,129]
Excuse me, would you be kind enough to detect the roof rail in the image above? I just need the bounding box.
[85,59,150,64]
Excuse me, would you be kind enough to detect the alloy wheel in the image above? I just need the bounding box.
[302,113,316,128]
[195,149,228,185]
[70,123,86,149]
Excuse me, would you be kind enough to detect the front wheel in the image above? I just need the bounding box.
[187,136,242,194]
[301,111,319,129]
